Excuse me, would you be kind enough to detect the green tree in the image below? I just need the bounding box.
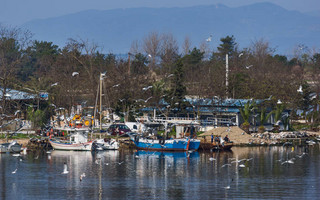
[217,35,237,58]
[258,107,273,132]
[239,100,256,133]
[167,59,188,115]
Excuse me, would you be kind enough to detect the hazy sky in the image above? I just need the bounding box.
[0,0,319,25]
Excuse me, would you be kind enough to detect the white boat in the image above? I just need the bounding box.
[49,131,92,151]
[92,138,119,151]
[0,141,22,153]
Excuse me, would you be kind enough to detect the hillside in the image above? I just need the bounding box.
[22,2,320,55]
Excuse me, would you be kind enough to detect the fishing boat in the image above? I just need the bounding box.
[92,138,119,151]
[49,130,92,151]
[199,141,233,151]
[0,140,22,153]
[130,135,200,151]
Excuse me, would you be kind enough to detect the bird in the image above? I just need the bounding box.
[245,65,253,69]
[296,153,306,158]
[206,35,212,42]
[221,164,231,168]
[267,95,272,100]
[118,161,124,165]
[281,159,294,165]
[113,84,120,87]
[142,86,153,91]
[80,173,86,181]
[137,97,153,103]
[277,99,282,104]
[223,185,230,189]
[135,155,140,159]
[72,72,79,76]
[51,82,59,87]
[209,157,215,161]
[238,52,244,57]
[12,168,18,174]
[239,164,246,168]
[148,54,152,58]
[62,162,69,174]
[166,74,174,78]
[297,85,303,93]
[119,98,125,102]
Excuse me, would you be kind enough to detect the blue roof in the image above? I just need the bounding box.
[0,88,37,100]
[141,98,263,114]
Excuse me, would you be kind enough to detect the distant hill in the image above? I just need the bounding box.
[22,2,320,55]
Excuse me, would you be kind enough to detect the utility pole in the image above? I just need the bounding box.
[99,73,103,130]
[226,54,229,99]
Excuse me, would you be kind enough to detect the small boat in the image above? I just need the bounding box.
[92,138,119,151]
[49,131,92,151]
[0,141,22,153]
[199,141,233,151]
[130,135,200,151]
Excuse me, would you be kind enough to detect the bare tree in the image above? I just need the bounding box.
[160,33,179,74]
[0,25,33,114]
[182,36,191,56]
[143,32,162,69]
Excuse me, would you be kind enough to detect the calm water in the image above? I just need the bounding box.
[1,145,320,200]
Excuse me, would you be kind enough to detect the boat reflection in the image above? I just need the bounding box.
[135,150,199,159]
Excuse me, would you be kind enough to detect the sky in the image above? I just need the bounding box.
[0,0,319,26]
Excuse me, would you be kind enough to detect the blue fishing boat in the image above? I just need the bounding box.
[130,135,200,151]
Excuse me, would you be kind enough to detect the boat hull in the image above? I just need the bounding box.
[0,142,22,153]
[49,140,92,151]
[132,137,200,151]
[199,142,233,151]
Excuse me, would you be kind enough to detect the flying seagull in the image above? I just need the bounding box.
[245,65,253,69]
[51,82,59,87]
[206,35,212,42]
[72,72,79,77]
[297,85,303,93]
[142,86,153,91]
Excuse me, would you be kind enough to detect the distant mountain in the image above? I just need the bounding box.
[22,2,320,55]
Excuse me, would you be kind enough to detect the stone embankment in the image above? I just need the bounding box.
[201,126,320,146]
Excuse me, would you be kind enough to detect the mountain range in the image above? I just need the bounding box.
[22,2,320,55]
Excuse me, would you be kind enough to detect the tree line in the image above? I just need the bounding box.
[1,26,320,129]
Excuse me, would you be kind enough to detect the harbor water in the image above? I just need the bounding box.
[1,145,320,199]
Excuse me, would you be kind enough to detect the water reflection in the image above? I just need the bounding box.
[0,145,320,199]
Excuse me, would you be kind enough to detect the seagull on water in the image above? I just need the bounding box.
[80,173,86,181]
[62,162,69,174]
